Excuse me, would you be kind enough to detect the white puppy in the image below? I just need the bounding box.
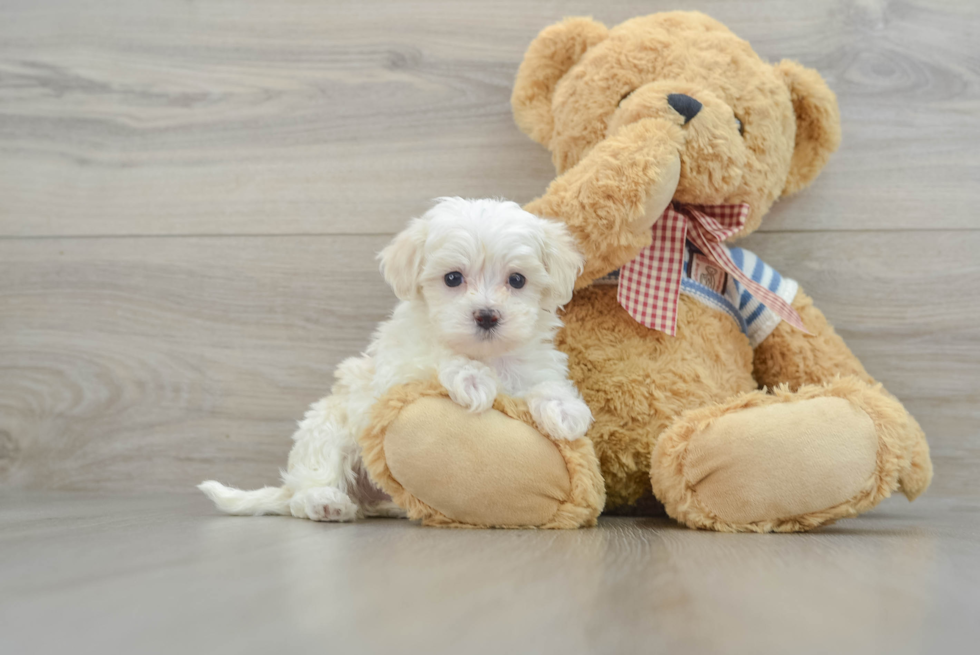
[199,197,592,522]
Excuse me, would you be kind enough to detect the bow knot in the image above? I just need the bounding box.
[616,203,807,336]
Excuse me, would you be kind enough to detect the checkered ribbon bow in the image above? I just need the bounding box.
[617,203,807,336]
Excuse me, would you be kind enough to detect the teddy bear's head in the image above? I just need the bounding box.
[512,11,841,237]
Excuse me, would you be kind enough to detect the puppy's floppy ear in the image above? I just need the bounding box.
[775,59,842,196]
[539,218,584,310]
[511,17,608,148]
[378,218,428,301]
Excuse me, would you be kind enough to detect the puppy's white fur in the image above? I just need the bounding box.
[199,198,591,521]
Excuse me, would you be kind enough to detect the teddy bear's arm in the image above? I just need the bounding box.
[524,118,684,287]
[753,288,874,390]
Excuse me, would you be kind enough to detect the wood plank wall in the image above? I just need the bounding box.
[1,0,977,496]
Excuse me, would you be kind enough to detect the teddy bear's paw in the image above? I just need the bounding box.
[439,359,498,413]
[527,384,593,441]
[651,389,901,532]
[362,500,408,519]
[897,413,933,502]
[289,487,360,522]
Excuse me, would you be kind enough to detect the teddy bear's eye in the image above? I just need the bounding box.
[735,116,744,136]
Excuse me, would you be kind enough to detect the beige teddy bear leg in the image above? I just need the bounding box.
[357,380,605,529]
[650,376,932,533]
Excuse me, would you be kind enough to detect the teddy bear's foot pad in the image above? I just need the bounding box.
[682,397,877,524]
[387,396,571,526]
[650,382,912,532]
[358,381,605,529]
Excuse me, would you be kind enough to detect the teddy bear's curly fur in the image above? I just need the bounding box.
[359,11,932,532]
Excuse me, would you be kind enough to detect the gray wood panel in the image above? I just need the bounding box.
[3,1,978,647]
[1,0,978,236]
[0,234,394,492]
[2,492,979,655]
[2,231,977,496]
[1,1,978,501]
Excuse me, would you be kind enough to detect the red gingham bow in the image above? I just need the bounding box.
[617,203,807,336]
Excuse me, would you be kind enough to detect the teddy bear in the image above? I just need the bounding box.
[358,11,933,532]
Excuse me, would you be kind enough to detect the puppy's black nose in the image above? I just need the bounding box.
[474,309,500,330]
[667,93,702,124]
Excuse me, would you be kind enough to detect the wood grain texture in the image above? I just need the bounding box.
[1,0,978,236]
[1,231,978,496]
[1,2,979,643]
[0,234,394,492]
[0,1,978,504]
[2,492,979,655]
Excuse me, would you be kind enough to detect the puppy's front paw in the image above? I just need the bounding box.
[528,394,593,442]
[439,360,497,413]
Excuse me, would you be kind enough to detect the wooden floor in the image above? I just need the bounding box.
[1,1,979,651]
[2,492,979,655]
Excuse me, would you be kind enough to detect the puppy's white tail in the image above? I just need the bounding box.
[198,480,292,516]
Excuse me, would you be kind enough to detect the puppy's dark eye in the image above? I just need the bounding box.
[734,116,744,136]
[444,271,463,287]
[508,273,526,289]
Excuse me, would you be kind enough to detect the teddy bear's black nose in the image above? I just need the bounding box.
[667,93,703,124]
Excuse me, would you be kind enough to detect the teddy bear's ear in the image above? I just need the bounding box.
[775,59,842,196]
[511,17,608,147]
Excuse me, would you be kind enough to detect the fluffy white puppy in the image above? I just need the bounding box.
[199,197,592,522]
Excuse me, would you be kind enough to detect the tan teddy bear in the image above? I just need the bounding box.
[359,11,933,532]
